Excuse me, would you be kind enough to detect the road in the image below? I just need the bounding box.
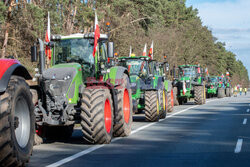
[28,94,250,167]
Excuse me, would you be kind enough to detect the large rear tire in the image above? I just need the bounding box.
[0,76,35,166]
[113,75,133,137]
[145,91,159,122]
[218,88,225,98]
[194,86,203,105]
[80,87,113,144]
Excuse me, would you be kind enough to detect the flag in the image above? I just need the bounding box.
[129,46,132,57]
[148,41,153,59]
[183,81,187,95]
[45,12,51,59]
[142,43,147,56]
[93,11,100,57]
[205,68,209,75]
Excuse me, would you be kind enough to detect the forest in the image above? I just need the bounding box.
[0,0,249,87]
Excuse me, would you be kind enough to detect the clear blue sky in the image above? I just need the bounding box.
[186,0,250,76]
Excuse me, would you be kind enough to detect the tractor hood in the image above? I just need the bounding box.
[180,76,191,81]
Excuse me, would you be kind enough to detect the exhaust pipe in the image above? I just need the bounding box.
[38,39,45,74]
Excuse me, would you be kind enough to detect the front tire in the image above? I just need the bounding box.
[194,86,203,105]
[145,91,159,122]
[81,87,113,144]
[0,76,35,166]
[113,75,133,137]
[218,88,225,98]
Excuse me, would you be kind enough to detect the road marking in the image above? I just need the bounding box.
[235,139,243,153]
[247,109,250,113]
[46,99,217,167]
[243,118,247,125]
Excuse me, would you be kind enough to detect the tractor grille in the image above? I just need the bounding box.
[42,67,76,98]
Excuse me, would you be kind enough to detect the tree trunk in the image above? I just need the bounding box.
[1,0,15,58]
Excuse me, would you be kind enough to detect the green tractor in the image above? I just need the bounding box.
[217,74,232,98]
[30,33,133,144]
[118,55,174,122]
[206,76,219,98]
[173,65,206,105]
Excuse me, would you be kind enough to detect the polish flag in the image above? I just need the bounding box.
[45,12,51,59]
[148,41,153,59]
[93,11,100,57]
[142,43,147,56]
[129,46,132,57]
[183,81,187,95]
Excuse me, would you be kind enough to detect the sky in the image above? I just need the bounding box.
[186,0,250,75]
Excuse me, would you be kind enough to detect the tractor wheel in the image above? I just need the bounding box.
[194,86,203,105]
[160,89,167,119]
[145,91,159,122]
[202,85,206,104]
[226,88,230,97]
[217,88,225,98]
[113,75,133,137]
[40,125,74,141]
[173,87,179,106]
[229,88,233,97]
[0,76,35,167]
[167,89,174,113]
[81,87,113,144]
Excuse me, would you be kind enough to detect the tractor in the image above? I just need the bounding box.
[158,61,174,114]
[30,33,133,144]
[217,74,232,98]
[173,64,206,105]
[0,59,35,166]
[206,76,219,98]
[118,55,174,122]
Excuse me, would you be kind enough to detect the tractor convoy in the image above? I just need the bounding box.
[0,13,234,167]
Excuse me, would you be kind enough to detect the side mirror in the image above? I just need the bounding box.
[165,63,169,72]
[31,46,37,62]
[107,42,114,58]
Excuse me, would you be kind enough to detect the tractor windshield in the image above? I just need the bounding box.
[179,67,195,77]
[208,77,218,83]
[120,59,147,76]
[54,38,94,66]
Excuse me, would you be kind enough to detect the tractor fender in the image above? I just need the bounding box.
[0,62,32,93]
[106,66,129,87]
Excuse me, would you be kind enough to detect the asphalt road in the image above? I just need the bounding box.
[28,93,250,167]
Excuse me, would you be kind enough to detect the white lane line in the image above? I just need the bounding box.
[234,139,243,153]
[46,99,217,167]
[243,118,247,125]
[247,109,249,113]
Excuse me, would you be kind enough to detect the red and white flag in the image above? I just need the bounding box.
[148,41,153,59]
[45,12,51,59]
[183,81,187,95]
[93,11,100,57]
[129,46,132,57]
[142,43,147,56]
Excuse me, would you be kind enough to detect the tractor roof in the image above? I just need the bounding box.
[51,33,108,41]
[178,64,199,68]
